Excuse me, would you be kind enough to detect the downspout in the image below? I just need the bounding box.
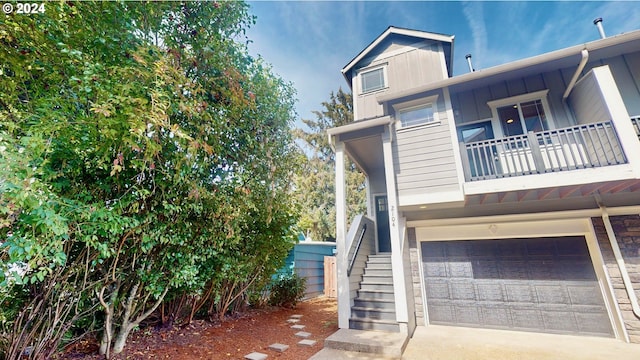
[595,195,640,319]
[562,49,589,102]
[562,49,589,125]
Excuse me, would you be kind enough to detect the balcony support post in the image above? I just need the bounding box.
[527,131,545,173]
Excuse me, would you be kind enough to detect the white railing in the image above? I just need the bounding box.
[461,120,627,181]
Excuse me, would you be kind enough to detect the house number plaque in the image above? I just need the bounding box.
[391,205,396,227]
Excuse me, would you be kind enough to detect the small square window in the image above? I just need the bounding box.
[399,104,435,128]
[361,68,385,93]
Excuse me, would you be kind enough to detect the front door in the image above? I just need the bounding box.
[375,195,391,253]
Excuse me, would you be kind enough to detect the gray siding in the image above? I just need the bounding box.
[392,90,460,200]
[452,52,640,129]
[451,70,571,128]
[354,39,448,121]
[569,70,609,125]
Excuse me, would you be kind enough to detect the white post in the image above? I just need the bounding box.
[594,66,640,177]
[382,127,410,333]
[335,141,350,329]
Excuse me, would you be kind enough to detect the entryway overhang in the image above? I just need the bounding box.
[328,116,390,175]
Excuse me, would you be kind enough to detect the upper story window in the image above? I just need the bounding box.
[487,90,554,137]
[393,94,440,130]
[360,66,386,93]
[399,104,435,128]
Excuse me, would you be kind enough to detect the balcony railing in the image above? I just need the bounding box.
[460,120,628,181]
[632,116,640,138]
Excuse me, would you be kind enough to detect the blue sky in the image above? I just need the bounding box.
[245,1,640,128]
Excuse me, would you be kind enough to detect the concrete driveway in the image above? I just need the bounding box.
[402,325,640,360]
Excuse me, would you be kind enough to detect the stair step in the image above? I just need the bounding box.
[365,262,392,270]
[364,268,392,277]
[357,290,395,300]
[354,298,395,310]
[359,282,394,291]
[324,329,408,357]
[361,275,393,283]
[349,318,400,332]
[351,307,396,320]
[367,256,392,263]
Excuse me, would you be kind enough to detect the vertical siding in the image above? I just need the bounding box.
[568,70,609,125]
[279,242,336,299]
[392,90,461,201]
[354,40,448,121]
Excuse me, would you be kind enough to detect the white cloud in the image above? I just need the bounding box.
[462,1,488,69]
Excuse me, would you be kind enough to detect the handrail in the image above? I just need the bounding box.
[347,223,367,276]
[461,120,626,181]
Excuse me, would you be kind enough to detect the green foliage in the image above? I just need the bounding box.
[294,89,366,241]
[268,273,306,308]
[0,0,299,357]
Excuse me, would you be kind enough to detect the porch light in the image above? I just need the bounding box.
[506,118,514,124]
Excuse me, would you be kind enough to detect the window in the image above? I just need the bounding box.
[360,67,385,93]
[487,90,554,138]
[498,99,549,136]
[393,94,440,130]
[399,104,435,128]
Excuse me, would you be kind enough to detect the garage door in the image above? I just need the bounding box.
[421,236,613,337]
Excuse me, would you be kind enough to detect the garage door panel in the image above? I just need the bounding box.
[542,310,578,332]
[473,260,500,279]
[480,304,511,326]
[499,260,529,280]
[421,237,614,337]
[425,279,450,300]
[567,285,603,305]
[448,261,473,277]
[424,262,447,277]
[428,302,455,323]
[576,312,614,335]
[476,282,504,301]
[454,303,481,324]
[534,284,568,304]
[510,308,544,329]
[450,280,475,300]
[504,283,535,303]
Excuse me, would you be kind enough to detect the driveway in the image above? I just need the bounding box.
[402,325,640,360]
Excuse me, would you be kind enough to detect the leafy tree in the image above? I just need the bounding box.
[0,1,298,358]
[294,89,366,242]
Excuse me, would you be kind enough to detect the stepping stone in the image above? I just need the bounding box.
[286,318,300,323]
[298,339,317,346]
[291,324,306,329]
[268,343,289,352]
[295,331,312,338]
[290,314,303,319]
[244,352,268,360]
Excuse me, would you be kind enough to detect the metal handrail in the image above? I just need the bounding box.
[347,223,367,276]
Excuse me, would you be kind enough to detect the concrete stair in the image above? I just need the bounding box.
[316,328,409,359]
[349,253,399,332]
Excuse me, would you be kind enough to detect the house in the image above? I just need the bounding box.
[328,24,640,349]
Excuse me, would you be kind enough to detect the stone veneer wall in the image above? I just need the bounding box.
[407,228,425,325]
[592,215,640,343]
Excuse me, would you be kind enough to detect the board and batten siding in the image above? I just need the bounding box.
[568,68,610,125]
[451,70,571,128]
[354,39,448,122]
[392,91,460,204]
[451,52,640,129]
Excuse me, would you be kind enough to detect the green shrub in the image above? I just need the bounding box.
[268,273,306,308]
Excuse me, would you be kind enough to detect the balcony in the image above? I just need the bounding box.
[460,119,639,182]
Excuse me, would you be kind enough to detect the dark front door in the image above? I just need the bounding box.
[375,195,391,253]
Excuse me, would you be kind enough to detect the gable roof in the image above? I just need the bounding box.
[341,26,455,86]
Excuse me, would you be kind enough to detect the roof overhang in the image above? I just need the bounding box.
[341,26,455,88]
[377,29,640,103]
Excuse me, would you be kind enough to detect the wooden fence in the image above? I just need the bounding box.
[324,256,337,298]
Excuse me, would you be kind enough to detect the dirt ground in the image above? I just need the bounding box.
[62,297,338,360]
